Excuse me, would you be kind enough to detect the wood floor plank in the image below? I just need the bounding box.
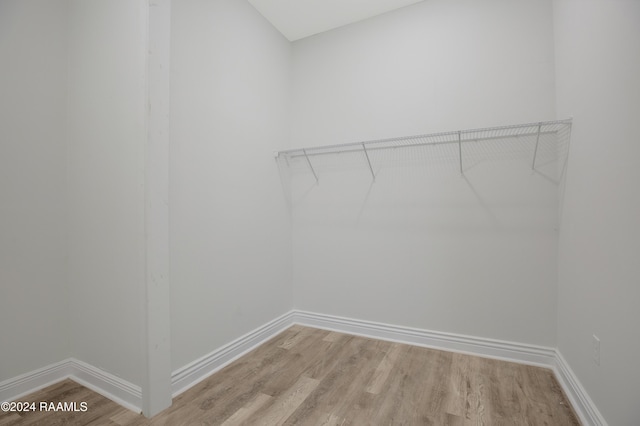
[384,345,447,422]
[243,376,319,425]
[184,329,325,423]
[321,332,341,343]
[220,393,271,426]
[299,334,358,381]
[313,413,345,426]
[365,342,402,394]
[149,328,318,425]
[367,344,414,424]
[261,331,333,398]
[462,355,488,425]
[0,326,581,426]
[282,336,388,425]
[0,414,22,426]
[278,327,310,350]
[109,408,144,426]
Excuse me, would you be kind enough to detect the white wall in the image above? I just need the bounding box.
[292,0,556,147]
[290,0,560,346]
[66,0,148,386]
[0,0,70,382]
[170,0,292,370]
[554,1,640,424]
[6,4,637,425]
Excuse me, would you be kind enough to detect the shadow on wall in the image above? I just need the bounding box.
[279,124,571,233]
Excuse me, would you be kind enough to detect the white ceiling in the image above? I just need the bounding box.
[248,0,425,41]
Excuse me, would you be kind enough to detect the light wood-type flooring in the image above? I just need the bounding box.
[0,325,579,425]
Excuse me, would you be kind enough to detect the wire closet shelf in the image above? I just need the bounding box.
[275,119,572,181]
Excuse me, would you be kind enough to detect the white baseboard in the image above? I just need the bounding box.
[292,310,557,368]
[0,358,141,414]
[68,359,141,413]
[170,311,295,397]
[0,359,74,403]
[554,351,608,426]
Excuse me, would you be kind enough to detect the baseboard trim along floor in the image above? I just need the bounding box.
[67,358,141,413]
[1,310,606,425]
[294,311,557,368]
[0,358,141,413]
[0,359,74,404]
[170,310,296,397]
[553,351,608,426]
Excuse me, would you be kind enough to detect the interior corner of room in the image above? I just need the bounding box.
[0,0,638,425]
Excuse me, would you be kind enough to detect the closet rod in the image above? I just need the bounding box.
[276,119,571,160]
[281,129,564,160]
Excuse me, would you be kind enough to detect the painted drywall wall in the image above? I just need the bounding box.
[553,0,640,424]
[291,0,557,147]
[66,0,148,386]
[170,0,292,370]
[143,0,172,416]
[0,0,70,382]
[290,0,561,346]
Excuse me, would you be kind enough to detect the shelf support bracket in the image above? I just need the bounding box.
[303,149,319,183]
[458,131,463,174]
[532,123,542,170]
[362,143,375,181]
